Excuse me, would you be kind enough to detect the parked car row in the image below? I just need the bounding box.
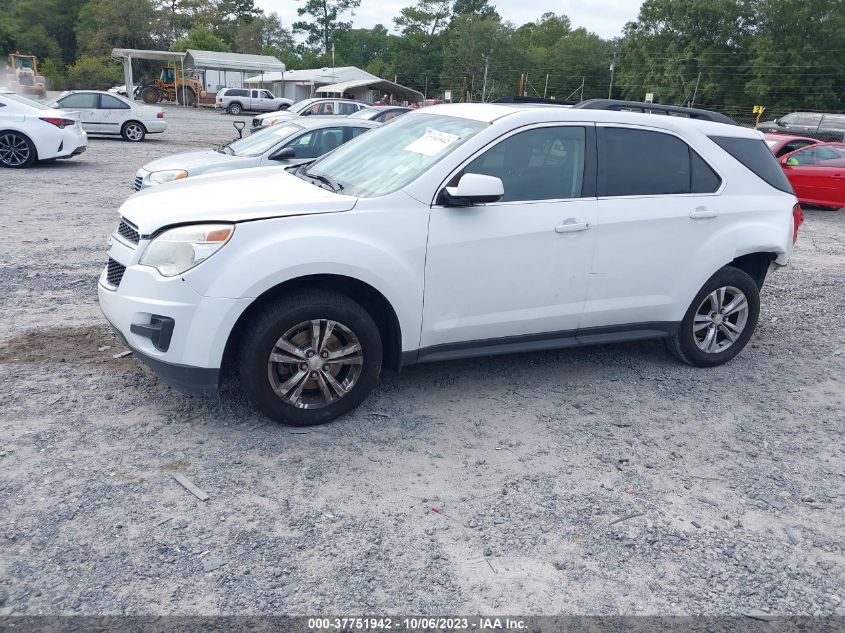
[100,102,804,426]
[763,132,845,209]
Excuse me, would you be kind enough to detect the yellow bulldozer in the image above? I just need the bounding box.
[6,53,47,97]
[139,64,205,106]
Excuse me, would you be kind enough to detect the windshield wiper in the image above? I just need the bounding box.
[303,170,343,193]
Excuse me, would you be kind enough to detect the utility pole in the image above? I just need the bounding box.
[481,53,490,102]
[691,71,701,107]
[424,76,428,100]
[543,73,549,98]
[608,51,616,99]
[580,77,584,102]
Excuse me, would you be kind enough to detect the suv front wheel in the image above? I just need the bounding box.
[238,290,383,425]
[667,266,760,367]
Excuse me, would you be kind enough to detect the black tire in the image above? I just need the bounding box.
[666,266,760,367]
[121,121,146,142]
[140,86,160,105]
[176,87,196,106]
[227,102,243,115]
[238,289,383,426]
[0,131,37,168]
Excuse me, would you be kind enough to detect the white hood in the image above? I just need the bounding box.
[120,166,357,235]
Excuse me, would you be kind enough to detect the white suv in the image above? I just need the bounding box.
[99,104,803,425]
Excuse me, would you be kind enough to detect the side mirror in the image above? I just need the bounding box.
[270,146,296,161]
[233,120,245,138]
[440,173,504,207]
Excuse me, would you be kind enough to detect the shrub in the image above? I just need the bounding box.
[66,55,123,90]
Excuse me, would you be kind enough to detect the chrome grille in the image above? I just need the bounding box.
[117,218,139,244]
[134,175,143,191]
[106,258,126,288]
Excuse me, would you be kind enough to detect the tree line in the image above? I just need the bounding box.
[1,0,842,114]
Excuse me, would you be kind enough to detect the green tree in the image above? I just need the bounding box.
[441,13,519,101]
[293,0,361,54]
[171,26,231,52]
[617,0,754,108]
[746,0,845,111]
[394,0,451,37]
[334,25,392,69]
[65,54,123,89]
[76,0,163,56]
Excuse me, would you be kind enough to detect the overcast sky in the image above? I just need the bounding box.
[255,0,645,40]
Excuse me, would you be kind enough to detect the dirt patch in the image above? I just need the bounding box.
[0,325,127,366]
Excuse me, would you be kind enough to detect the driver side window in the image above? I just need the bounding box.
[462,126,587,202]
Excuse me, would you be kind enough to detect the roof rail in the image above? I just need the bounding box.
[492,95,578,106]
[573,99,737,125]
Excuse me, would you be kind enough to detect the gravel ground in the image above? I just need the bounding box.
[0,104,843,617]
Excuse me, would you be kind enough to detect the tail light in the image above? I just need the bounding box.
[792,203,804,243]
[40,117,75,129]
[156,112,164,119]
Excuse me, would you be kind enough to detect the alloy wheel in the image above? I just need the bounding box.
[0,133,30,167]
[125,124,144,141]
[267,319,364,409]
[692,285,749,354]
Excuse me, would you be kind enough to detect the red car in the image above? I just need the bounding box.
[779,142,845,209]
[764,133,819,157]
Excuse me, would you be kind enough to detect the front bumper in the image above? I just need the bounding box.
[98,233,252,395]
[106,319,220,395]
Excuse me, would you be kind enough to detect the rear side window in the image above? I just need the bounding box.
[598,127,721,196]
[227,89,248,97]
[710,136,794,193]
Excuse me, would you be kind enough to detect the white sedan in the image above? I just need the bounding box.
[52,90,166,142]
[0,90,87,168]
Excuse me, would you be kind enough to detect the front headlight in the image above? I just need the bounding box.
[140,224,234,277]
[148,169,188,185]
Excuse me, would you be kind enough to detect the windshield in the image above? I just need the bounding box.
[227,123,303,157]
[304,113,488,197]
[1,93,51,110]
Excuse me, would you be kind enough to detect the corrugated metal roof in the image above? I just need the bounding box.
[315,78,424,102]
[184,50,284,73]
[245,66,377,85]
[112,48,186,62]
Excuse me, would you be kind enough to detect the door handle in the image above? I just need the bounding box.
[555,218,591,233]
[690,206,718,219]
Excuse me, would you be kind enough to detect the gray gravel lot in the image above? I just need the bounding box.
[0,104,843,617]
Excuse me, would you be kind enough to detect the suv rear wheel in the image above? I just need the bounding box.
[238,289,383,425]
[667,266,760,367]
[228,102,243,115]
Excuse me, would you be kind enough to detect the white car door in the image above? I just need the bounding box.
[581,124,724,330]
[56,92,99,133]
[98,93,132,134]
[421,124,599,351]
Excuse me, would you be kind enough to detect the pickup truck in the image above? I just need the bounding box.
[215,88,293,115]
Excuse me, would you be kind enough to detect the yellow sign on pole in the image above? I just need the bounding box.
[753,105,766,128]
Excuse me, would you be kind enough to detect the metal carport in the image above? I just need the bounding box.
[315,78,423,104]
[111,48,186,105]
[111,49,285,106]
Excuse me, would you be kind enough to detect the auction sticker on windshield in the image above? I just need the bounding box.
[403,128,460,156]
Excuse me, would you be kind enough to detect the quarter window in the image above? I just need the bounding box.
[100,94,129,109]
[463,126,586,202]
[338,102,357,115]
[598,127,720,196]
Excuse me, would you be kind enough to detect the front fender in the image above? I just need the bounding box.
[183,209,430,352]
